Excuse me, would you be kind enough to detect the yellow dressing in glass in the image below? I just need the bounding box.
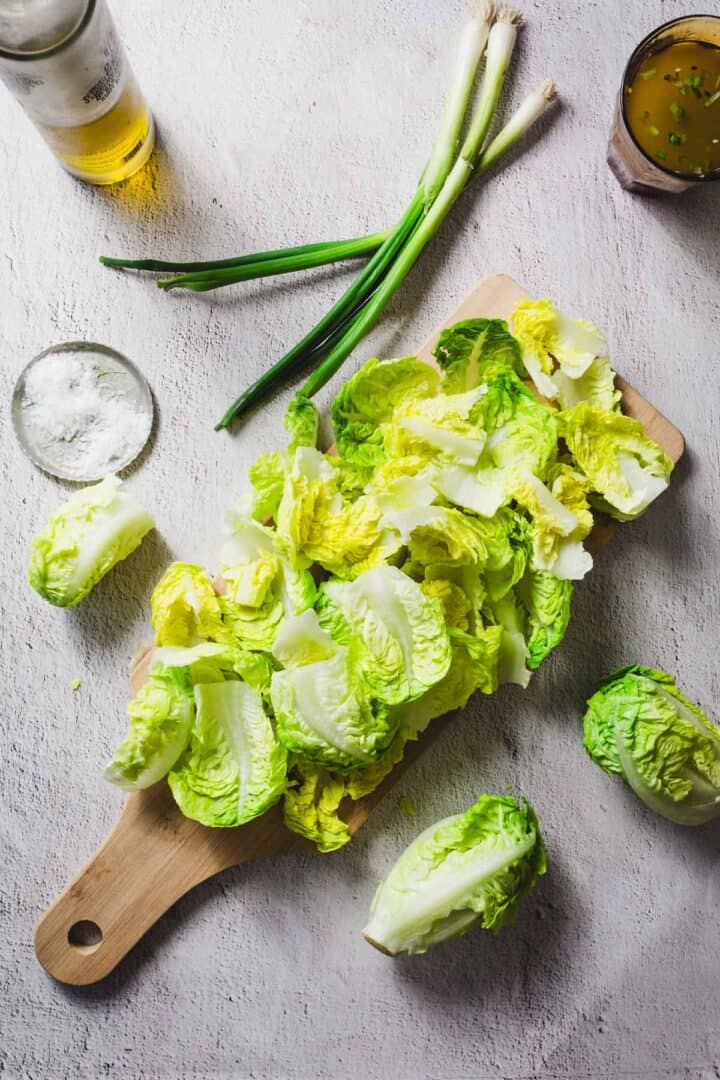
[625,39,720,176]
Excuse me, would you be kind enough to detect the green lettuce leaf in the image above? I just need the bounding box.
[104,664,195,791]
[283,759,351,852]
[386,387,488,466]
[508,467,593,581]
[331,356,440,470]
[475,368,558,481]
[516,570,573,670]
[219,512,315,650]
[433,317,525,391]
[283,394,319,449]
[277,446,400,578]
[246,451,286,524]
[559,403,673,521]
[169,680,287,827]
[28,475,154,608]
[583,666,720,825]
[316,565,452,706]
[512,297,608,392]
[363,794,547,955]
[151,562,230,646]
[270,610,396,771]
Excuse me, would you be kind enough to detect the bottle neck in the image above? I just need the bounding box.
[0,0,90,56]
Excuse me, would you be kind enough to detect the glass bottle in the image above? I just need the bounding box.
[0,0,154,184]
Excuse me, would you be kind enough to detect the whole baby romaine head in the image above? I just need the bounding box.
[583,666,720,825]
[28,475,154,607]
[363,794,547,955]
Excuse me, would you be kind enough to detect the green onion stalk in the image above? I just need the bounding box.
[299,8,528,402]
[220,9,559,428]
[215,1,497,430]
[100,231,387,283]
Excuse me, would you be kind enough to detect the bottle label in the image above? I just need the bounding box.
[0,2,126,127]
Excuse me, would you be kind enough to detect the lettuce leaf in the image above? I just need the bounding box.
[584,666,720,825]
[151,562,230,647]
[363,794,547,955]
[559,403,673,521]
[28,476,154,608]
[331,356,440,470]
[169,680,287,827]
[433,317,525,391]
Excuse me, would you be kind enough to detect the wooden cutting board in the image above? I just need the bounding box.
[34,274,685,985]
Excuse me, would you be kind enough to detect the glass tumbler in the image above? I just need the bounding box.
[607,14,720,194]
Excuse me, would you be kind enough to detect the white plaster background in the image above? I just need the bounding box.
[1,1,719,1077]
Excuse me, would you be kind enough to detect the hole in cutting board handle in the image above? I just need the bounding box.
[67,919,103,954]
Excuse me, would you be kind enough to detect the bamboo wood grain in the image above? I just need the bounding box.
[34,274,685,985]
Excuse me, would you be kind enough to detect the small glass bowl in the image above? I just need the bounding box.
[12,341,153,482]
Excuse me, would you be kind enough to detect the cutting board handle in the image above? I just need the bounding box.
[34,784,294,985]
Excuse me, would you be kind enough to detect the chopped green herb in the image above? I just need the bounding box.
[649,125,660,137]
[640,68,657,81]
[705,90,720,108]
[670,102,686,121]
[668,132,686,146]
[655,150,668,161]
[688,73,704,88]
[399,795,417,817]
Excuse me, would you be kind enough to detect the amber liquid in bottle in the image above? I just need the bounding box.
[37,72,153,184]
[0,0,154,185]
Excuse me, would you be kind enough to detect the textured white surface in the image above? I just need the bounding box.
[2,1,720,1077]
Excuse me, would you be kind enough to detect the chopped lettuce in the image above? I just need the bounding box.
[220,512,315,649]
[169,680,287,828]
[331,356,440,470]
[512,298,608,391]
[363,794,547,955]
[246,451,285,523]
[387,388,488,466]
[583,666,720,825]
[283,394,319,449]
[104,664,195,791]
[516,570,573,670]
[151,562,229,646]
[559,403,673,521]
[317,566,452,706]
[508,468,592,581]
[433,317,525,390]
[28,476,154,608]
[270,609,396,771]
[277,446,399,578]
[283,760,351,852]
[473,368,558,480]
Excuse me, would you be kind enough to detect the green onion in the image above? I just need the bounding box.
[298,75,557,404]
[421,5,494,209]
[155,232,389,292]
[649,125,660,137]
[639,68,657,80]
[98,233,386,274]
[705,90,720,108]
[656,150,668,161]
[668,132,685,146]
[670,102,686,121]
[215,2,497,430]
